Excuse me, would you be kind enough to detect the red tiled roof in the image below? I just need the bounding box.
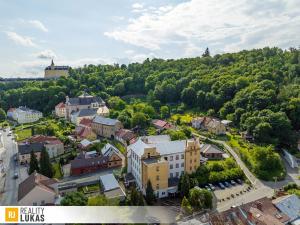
[55,102,65,109]
[152,119,168,128]
[116,129,136,141]
[79,118,93,127]
[29,135,61,144]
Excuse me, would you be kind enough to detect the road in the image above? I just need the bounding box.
[193,132,299,212]
[0,128,22,205]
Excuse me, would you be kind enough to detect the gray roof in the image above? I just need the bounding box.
[93,115,119,126]
[70,155,108,169]
[141,135,171,144]
[201,144,224,154]
[18,142,44,155]
[273,194,300,221]
[100,173,120,191]
[72,108,97,117]
[101,143,123,159]
[149,140,186,155]
[67,94,104,106]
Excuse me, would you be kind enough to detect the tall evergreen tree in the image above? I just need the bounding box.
[202,47,210,57]
[39,147,53,178]
[29,150,39,174]
[180,173,191,197]
[145,180,156,205]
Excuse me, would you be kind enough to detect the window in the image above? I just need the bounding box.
[181,154,184,159]
[194,151,197,155]
[176,155,179,160]
[176,163,179,168]
[194,159,196,162]
[156,166,159,172]
[170,164,173,169]
[190,159,192,163]
[147,153,150,158]
[162,192,165,195]
[156,184,159,190]
[181,163,184,167]
[41,200,45,205]
[190,152,192,156]
[156,175,159,181]
[176,172,179,177]
[170,173,173,178]
[170,156,174,161]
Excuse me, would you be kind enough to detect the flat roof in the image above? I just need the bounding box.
[100,173,120,192]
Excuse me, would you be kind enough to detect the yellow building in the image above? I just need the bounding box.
[127,135,201,198]
[44,60,69,79]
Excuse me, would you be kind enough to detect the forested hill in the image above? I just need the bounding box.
[0,47,300,147]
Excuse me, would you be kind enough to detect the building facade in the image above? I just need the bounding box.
[8,107,42,124]
[64,92,105,120]
[92,115,122,139]
[44,60,69,79]
[127,135,201,198]
[55,102,66,118]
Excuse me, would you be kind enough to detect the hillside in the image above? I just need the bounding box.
[0,47,300,148]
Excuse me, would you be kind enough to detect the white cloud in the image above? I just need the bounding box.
[132,3,144,9]
[5,31,37,47]
[105,0,300,54]
[34,49,57,59]
[28,20,48,32]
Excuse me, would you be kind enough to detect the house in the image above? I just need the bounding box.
[210,197,290,225]
[101,143,125,168]
[272,194,300,223]
[18,142,44,164]
[99,173,126,200]
[127,135,201,198]
[18,172,58,206]
[79,139,92,149]
[115,129,136,146]
[200,144,224,160]
[191,117,212,129]
[70,108,98,125]
[18,135,64,163]
[7,106,42,124]
[55,102,66,118]
[92,115,123,139]
[65,92,106,120]
[97,105,110,117]
[74,118,96,140]
[28,135,64,158]
[70,155,109,176]
[152,119,173,130]
[206,119,226,135]
[44,60,69,79]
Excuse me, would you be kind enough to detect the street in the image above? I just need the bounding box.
[0,128,25,205]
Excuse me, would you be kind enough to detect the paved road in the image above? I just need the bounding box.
[0,128,20,205]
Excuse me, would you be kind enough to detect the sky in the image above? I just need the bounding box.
[0,0,299,78]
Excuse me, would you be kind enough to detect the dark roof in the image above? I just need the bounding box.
[93,115,120,126]
[70,155,109,169]
[201,144,224,154]
[67,94,104,106]
[72,108,97,117]
[18,142,44,155]
[18,172,57,201]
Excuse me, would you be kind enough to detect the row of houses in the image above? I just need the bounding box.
[18,135,64,164]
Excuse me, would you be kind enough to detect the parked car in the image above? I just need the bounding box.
[224,181,230,187]
[205,185,211,191]
[219,182,225,189]
[230,180,236,185]
[236,179,243,184]
[208,183,215,191]
[13,172,18,179]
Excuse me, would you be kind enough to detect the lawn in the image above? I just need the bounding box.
[15,128,32,141]
[52,163,63,179]
[79,184,100,194]
[227,134,286,181]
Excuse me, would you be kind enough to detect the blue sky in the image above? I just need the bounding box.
[0,0,299,77]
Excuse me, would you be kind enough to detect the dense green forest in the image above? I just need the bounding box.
[0,47,300,148]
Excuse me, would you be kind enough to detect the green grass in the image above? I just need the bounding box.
[111,140,126,154]
[79,184,100,193]
[227,134,286,181]
[52,163,63,179]
[15,128,32,141]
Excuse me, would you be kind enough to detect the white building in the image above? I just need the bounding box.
[127,135,201,198]
[8,106,42,124]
